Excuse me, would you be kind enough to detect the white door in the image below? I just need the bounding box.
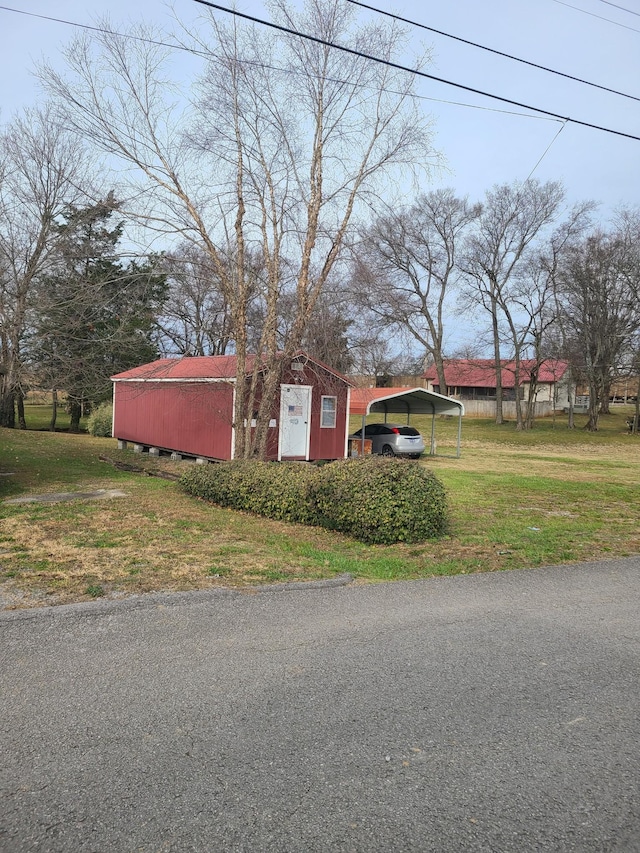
[279,385,312,459]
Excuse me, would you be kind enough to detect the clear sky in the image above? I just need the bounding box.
[1,0,638,218]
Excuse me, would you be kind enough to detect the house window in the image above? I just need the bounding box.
[321,396,337,428]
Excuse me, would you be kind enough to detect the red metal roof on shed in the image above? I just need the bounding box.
[112,352,352,384]
[112,355,245,381]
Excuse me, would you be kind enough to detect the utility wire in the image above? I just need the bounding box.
[0,5,194,52]
[3,3,633,139]
[193,0,640,142]
[0,4,560,124]
[524,120,568,182]
[549,0,640,32]
[597,0,640,17]
[346,0,639,102]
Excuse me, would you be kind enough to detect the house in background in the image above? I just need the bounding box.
[424,359,574,417]
[112,352,351,462]
[608,375,639,403]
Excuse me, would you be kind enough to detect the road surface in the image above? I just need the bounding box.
[2,558,639,852]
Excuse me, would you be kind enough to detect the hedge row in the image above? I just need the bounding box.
[179,456,448,544]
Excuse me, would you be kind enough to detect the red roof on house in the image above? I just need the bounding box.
[424,359,569,389]
[112,352,351,383]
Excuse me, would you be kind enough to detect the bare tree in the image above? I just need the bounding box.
[0,106,87,427]
[553,211,640,431]
[42,0,434,458]
[509,202,595,428]
[461,179,565,427]
[355,189,480,392]
[300,290,354,374]
[157,245,248,357]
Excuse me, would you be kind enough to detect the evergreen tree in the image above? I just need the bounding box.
[32,195,166,430]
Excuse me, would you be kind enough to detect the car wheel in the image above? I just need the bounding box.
[381,444,395,457]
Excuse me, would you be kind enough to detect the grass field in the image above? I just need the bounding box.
[1,404,639,608]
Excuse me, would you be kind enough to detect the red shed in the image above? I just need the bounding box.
[111,352,351,462]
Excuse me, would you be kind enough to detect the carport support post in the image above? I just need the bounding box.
[361,415,366,457]
[430,405,436,455]
[456,410,462,458]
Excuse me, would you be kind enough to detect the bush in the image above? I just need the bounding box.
[180,456,448,544]
[309,456,448,544]
[180,460,317,525]
[87,403,113,437]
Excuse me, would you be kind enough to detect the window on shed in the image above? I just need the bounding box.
[321,396,337,428]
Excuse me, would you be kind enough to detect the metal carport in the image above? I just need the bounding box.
[349,387,465,458]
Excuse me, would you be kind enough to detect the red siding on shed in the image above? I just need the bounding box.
[279,362,349,461]
[308,386,348,460]
[114,380,234,460]
[112,353,351,461]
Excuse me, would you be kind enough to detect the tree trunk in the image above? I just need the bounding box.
[17,391,26,429]
[585,376,600,431]
[0,387,15,428]
[512,350,524,430]
[524,372,539,430]
[600,379,611,415]
[434,351,447,397]
[50,389,58,431]
[69,398,82,432]
[491,295,504,425]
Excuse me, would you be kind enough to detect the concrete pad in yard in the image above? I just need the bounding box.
[4,489,128,505]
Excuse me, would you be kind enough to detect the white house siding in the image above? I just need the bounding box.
[522,377,573,407]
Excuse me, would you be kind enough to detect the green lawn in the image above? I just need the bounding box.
[1,405,638,608]
[18,403,87,432]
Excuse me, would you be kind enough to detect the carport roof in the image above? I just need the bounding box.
[349,387,465,417]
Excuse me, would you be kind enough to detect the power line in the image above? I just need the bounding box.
[0,5,201,53]
[193,0,640,142]
[0,4,560,125]
[524,121,568,182]
[549,0,640,32]
[346,0,639,103]
[414,96,560,121]
[597,0,640,16]
[3,2,635,141]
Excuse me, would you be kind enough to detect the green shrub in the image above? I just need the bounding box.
[180,456,448,544]
[87,403,113,437]
[309,456,448,544]
[180,461,317,525]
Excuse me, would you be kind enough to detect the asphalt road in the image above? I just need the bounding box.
[1,558,639,853]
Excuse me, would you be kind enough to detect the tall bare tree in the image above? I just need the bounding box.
[506,202,595,429]
[553,211,640,431]
[460,179,565,427]
[355,189,480,391]
[43,0,434,457]
[0,106,87,427]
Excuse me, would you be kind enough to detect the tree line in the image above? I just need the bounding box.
[1,0,638,450]
[355,183,640,431]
